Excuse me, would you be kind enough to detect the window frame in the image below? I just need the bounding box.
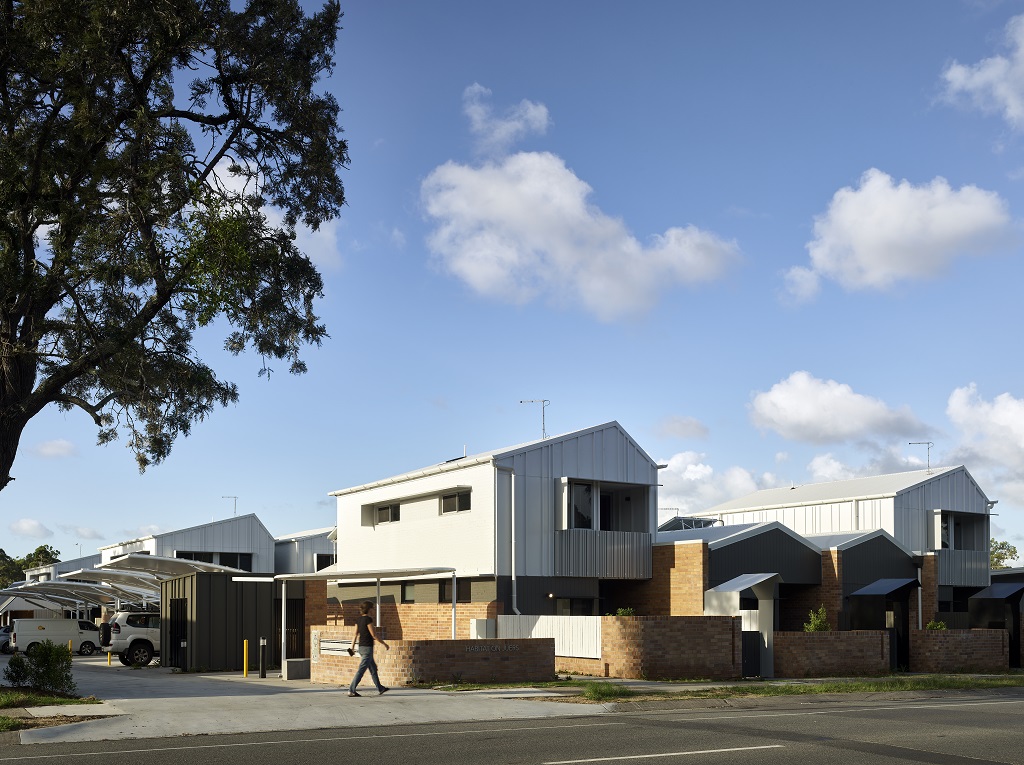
[376,503,401,524]
[440,490,471,515]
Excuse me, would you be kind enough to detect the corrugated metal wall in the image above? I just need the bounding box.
[894,467,991,552]
[709,529,821,587]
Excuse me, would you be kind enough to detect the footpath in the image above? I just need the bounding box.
[4,656,1020,745]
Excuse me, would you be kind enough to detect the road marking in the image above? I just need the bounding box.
[628,697,1024,723]
[0,722,626,761]
[544,745,784,763]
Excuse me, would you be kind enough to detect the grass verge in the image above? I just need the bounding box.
[0,690,99,709]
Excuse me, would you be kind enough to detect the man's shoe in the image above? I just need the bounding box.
[378,687,389,696]
[348,691,360,697]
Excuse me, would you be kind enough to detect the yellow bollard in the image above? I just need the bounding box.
[107,650,111,666]
[68,639,73,656]
[243,639,249,677]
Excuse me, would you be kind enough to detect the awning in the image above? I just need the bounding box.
[61,568,161,594]
[275,566,457,582]
[969,582,1024,601]
[708,573,782,593]
[850,578,919,598]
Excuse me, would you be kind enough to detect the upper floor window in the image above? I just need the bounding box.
[441,491,471,514]
[570,482,593,529]
[176,551,214,563]
[376,503,400,524]
[219,552,253,571]
[314,553,336,571]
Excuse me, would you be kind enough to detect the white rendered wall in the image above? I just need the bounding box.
[335,462,496,576]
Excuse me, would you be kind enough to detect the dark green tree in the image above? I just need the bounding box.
[0,0,347,493]
[0,545,60,587]
[991,537,1018,569]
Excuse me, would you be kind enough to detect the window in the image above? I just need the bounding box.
[401,583,416,603]
[570,482,593,529]
[441,491,471,514]
[440,579,471,603]
[376,504,400,524]
[219,552,253,571]
[314,554,336,571]
[175,551,214,563]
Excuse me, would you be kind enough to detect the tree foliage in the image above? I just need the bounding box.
[0,0,347,493]
[990,537,1018,570]
[803,604,831,632]
[0,545,60,588]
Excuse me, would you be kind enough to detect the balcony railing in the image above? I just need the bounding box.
[937,549,989,587]
[553,529,651,579]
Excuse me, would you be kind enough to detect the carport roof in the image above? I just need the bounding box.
[275,566,456,582]
[97,553,247,578]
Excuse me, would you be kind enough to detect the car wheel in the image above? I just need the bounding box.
[118,652,131,666]
[79,641,95,656]
[25,642,40,656]
[126,642,153,666]
[0,641,10,655]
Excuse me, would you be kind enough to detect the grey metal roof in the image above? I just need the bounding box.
[274,526,336,542]
[656,523,762,545]
[803,529,914,556]
[849,577,919,597]
[330,421,655,497]
[695,466,961,516]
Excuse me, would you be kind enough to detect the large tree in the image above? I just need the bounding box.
[0,0,347,493]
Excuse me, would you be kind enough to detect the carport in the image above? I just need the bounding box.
[274,566,457,678]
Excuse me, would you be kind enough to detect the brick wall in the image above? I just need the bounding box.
[909,629,1008,673]
[322,601,503,641]
[309,628,555,686]
[614,543,708,616]
[774,631,889,678]
[595,615,741,680]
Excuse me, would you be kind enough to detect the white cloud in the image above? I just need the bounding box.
[947,383,1024,469]
[423,151,739,321]
[807,453,856,482]
[942,15,1024,130]
[656,415,709,440]
[120,524,164,540]
[29,439,76,458]
[57,525,104,540]
[786,168,1012,301]
[10,518,53,539]
[657,451,777,522]
[463,83,549,156]
[750,371,926,444]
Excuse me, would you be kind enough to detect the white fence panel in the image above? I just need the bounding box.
[496,615,601,659]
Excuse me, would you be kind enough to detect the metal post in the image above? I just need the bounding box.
[280,579,287,677]
[451,571,457,639]
[243,639,249,677]
[376,579,381,628]
[259,637,267,679]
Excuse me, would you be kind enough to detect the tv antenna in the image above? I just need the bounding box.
[909,442,934,472]
[222,495,238,516]
[520,399,550,439]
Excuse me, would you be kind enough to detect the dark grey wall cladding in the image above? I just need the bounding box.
[510,576,600,615]
[841,536,917,598]
[709,528,821,587]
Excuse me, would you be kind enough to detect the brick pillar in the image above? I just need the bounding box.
[304,579,327,657]
[919,553,938,627]
[671,542,708,616]
[821,549,843,628]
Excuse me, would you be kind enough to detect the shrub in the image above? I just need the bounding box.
[803,605,831,632]
[580,681,636,701]
[25,640,77,696]
[925,620,948,630]
[615,607,635,617]
[2,653,30,688]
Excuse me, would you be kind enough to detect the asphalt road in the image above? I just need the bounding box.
[2,691,1023,764]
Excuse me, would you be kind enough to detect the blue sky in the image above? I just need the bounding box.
[4,1,1024,564]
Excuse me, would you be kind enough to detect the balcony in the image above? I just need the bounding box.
[553,530,651,579]
[937,549,989,587]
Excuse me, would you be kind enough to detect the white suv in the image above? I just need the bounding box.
[101,612,160,666]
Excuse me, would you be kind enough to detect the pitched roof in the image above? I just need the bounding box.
[695,466,962,516]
